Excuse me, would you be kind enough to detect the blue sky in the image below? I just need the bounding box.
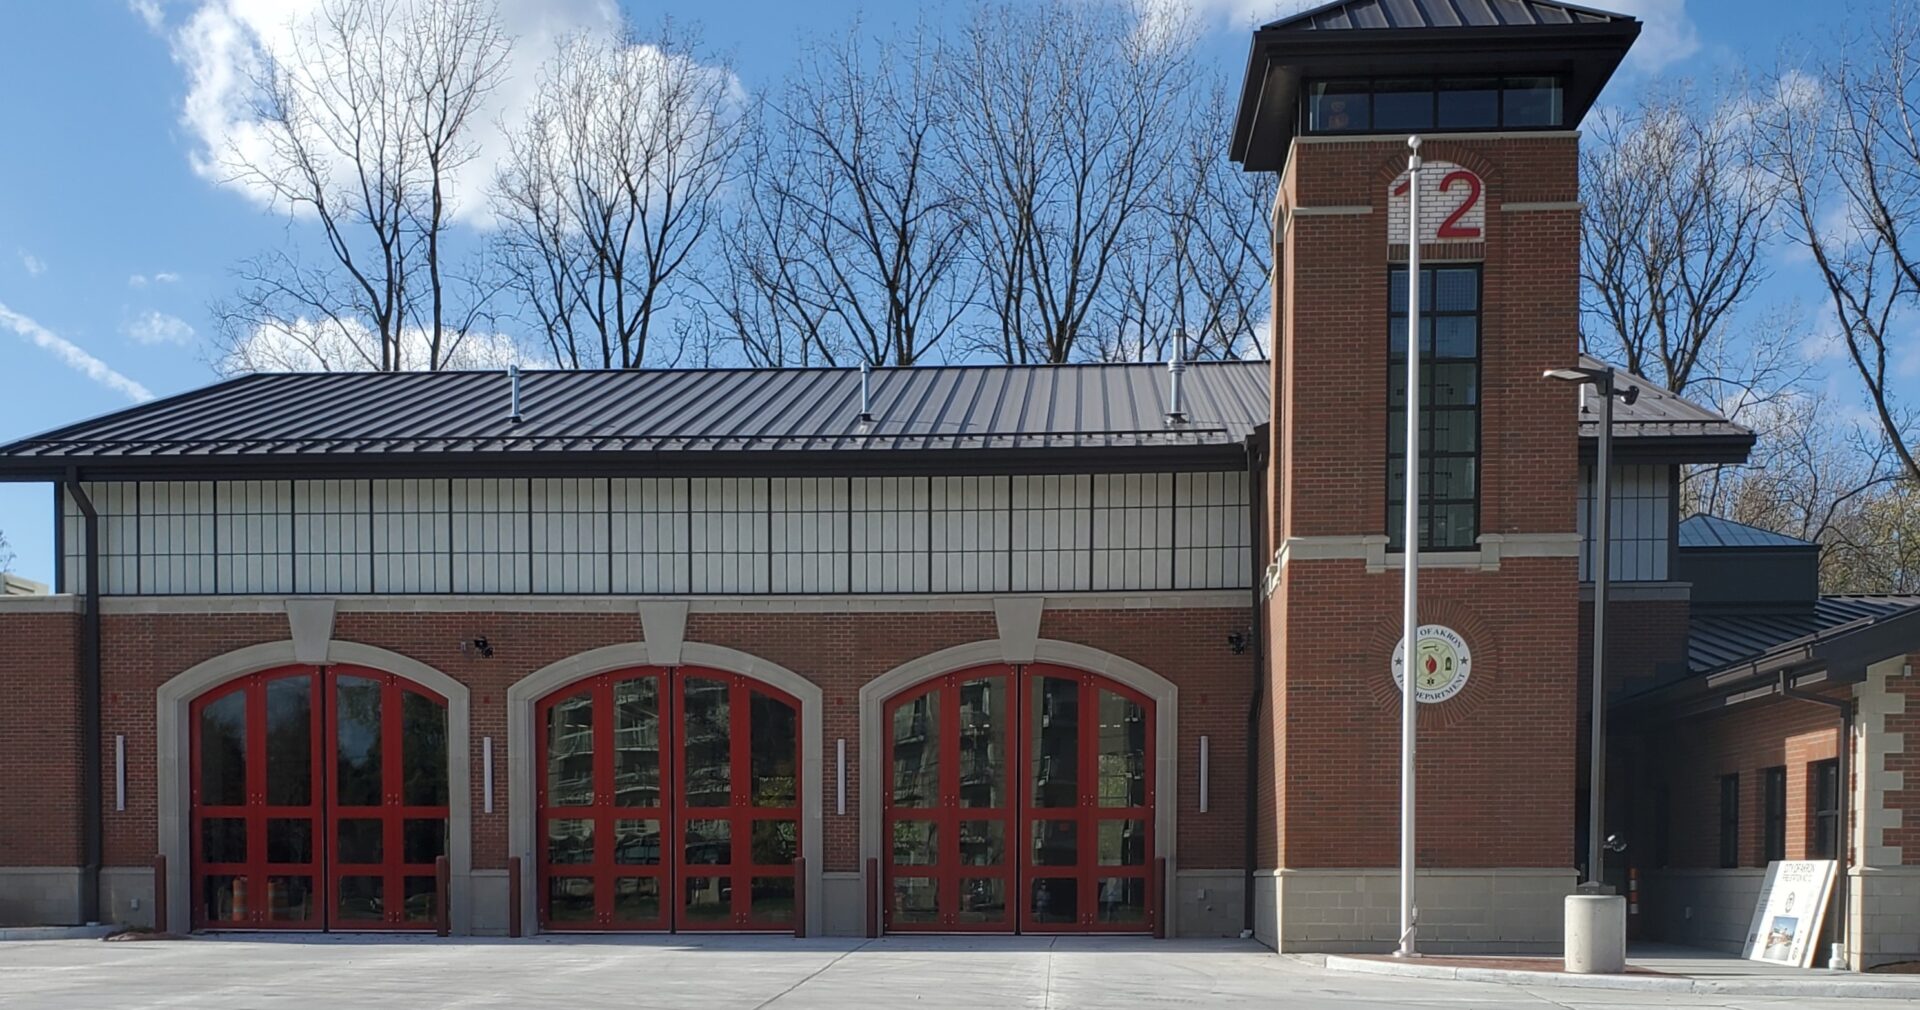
[0,0,1854,585]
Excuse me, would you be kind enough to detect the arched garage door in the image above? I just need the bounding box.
[884,663,1154,934]
[535,666,802,931]
[191,665,449,930]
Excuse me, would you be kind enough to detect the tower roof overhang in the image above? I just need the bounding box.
[1230,1,1641,173]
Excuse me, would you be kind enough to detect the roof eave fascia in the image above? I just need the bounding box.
[0,443,1258,483]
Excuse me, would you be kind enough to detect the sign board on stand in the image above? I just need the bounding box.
[1743,860,1837,968]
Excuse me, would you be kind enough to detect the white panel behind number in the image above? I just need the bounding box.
[1387,161,1485,245]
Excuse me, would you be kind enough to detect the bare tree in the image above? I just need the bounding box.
[1757,14,1920,482]
[1581,84,1779,398]
[761,24,973,366]
[0,528,14,576]
[214,0,510,373]
[946,0,1195,364]
[495,21,743,369]
[1093,80,1276,362]
[698,119,841,367]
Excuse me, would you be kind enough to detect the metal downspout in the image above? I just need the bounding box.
[1243,434,1267,936]
[1779,671,1855,970]
[65,478,103,924]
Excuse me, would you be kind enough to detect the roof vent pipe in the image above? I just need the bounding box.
[858,362,874,423]
[1166,337,1188,424]
[507,364,522,424]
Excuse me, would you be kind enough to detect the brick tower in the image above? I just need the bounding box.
[1230,1,1640,951]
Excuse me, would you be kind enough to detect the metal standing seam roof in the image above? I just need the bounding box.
[1687,595,1920,676]
[0,362,1272,473]
[1267,0,1628,31]
[1573,354,1753,445]
[1678,514,1817,550]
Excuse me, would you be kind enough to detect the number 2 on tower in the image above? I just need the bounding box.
[1394,169,1483,240]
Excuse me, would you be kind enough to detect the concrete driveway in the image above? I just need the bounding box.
[0,934,1895,1009]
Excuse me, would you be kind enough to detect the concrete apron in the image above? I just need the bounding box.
[1314,949,1920,1000]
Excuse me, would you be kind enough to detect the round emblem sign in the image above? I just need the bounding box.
[1391,624,1473,704]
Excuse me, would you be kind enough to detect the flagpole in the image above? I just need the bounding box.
[1397,134,1423,959]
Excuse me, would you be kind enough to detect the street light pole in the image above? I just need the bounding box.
[1587,377,1613,891]
[1541,365,1638,891]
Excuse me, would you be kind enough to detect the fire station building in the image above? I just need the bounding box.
[2,1,1917,966]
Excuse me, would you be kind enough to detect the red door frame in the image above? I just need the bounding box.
[189,668,324,930]
[535,668,672,930]
[189,665,449,932]
[881,663,1155,936]
[1017,664,1156,934]
[534,666,803,933]
[324,666,450,931]
[882,666,1017,933]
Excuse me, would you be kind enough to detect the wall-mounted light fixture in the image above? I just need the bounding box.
[461,637,495,659]
[1226,631,1248,655]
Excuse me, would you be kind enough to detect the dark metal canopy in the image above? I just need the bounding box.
[1231,0,1640,172]
[1614,596,1920,724]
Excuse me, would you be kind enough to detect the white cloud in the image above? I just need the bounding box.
[129,0,166,32]
[128,271,182,288]
[161,0,707,228]
[0,302,155,402]
[17,251,45,277]
[124,310,198,346]
[218,316,525,374]
[1602,0,1700,74]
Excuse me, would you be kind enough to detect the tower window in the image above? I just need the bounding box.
[1304,76,1565,133]
[1388,265,1480,552]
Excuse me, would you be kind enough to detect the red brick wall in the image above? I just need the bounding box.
[1650,698,1843,869]
[0,609,81,866]
[1264,134,1584,871]
[2,604,1250,877]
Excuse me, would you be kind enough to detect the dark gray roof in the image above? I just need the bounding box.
[1575,355,1753,461]
[1688,595,1920,676]
[0,362,1269,478]
[1267,0,1628,31]
[1679,514,1816,550]
[0,353,1749,479]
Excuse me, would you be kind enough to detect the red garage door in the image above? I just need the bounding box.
[191,665,449,931]
[884,663,1154,934]
[536,666,802,931]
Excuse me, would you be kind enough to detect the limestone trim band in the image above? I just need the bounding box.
[504,642,826,938]
[1272,532,1581,575]
[154,638,474,935]
[90,590,1250,616]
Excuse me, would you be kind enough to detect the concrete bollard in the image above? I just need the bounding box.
[1564,894,1627,974]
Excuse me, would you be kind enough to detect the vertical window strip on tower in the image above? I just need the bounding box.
[1388,264,1481,551]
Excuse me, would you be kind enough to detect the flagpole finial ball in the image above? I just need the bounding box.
[1408,135,1422,152]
